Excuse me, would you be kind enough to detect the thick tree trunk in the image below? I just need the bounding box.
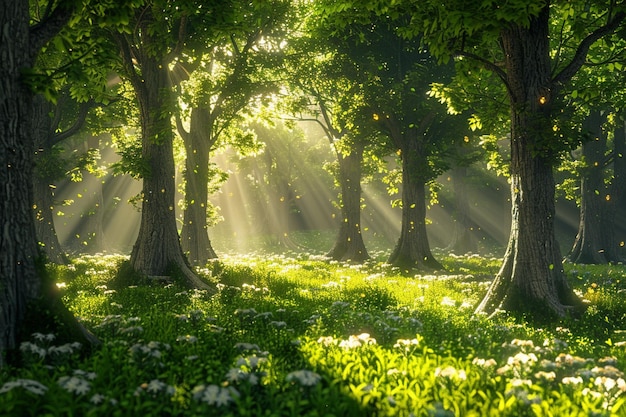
[388,138,442,270]
[128,50,212,291]
[445,166,478,254]
[180,107,217,265]
[32,95,68,264]
[476,7,581,317]
[327,143,369,262]
[1,0,98,366]
[0,1,41,361]
[567,111,612,264]
[33,178,68,263]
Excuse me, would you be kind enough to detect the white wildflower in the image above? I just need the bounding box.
[472,357,497,368]
[58,375,91,395]
[440,297,456,307]
[393,338,420,351]
[192,384,238,406]
[317,336,337,346]
[435,366,467,381]
[562,376,584,385]
[147,379,166,394]
[286,370,322,387]
[90,393,106,404]
[225,368,243,383]
[534,371,556,381]
[0,379,48,396]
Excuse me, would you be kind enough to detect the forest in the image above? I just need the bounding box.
[1,0,626,415]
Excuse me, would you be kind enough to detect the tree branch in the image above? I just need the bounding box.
[453,50,509,86]
[29,1,74,56]
[111,32,143,95]
[166,14,188,64]
[51,99,95,145]
[553,11,626,87]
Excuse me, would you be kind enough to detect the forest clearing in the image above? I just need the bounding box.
[1,246,625,416]
[2,1,626,415]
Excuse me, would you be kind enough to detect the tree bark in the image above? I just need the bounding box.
[32,95,68,264]
[1,0,98,366]
[114,9,213,291]
[388,137,442,270]
[327,143,370,262]
[0,0,41,362]
[476,6,582,317]
[128,56,211,290]
[567,110,612,264]
[179,106,218,265]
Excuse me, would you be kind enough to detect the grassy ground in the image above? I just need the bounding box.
[1,243,625,416]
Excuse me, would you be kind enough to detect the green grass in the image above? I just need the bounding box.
[1,250,626,416]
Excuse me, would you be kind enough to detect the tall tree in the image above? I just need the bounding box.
[409,0,626,316]
[0,0,98,366]
[109,1,229,288]
[175,0,289,265]
[565,110,614,263]
[317,8,455,270]
[284,77,372,262]
[32,87,97,263]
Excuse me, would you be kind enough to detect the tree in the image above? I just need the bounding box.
[283,69,373,262]
[108,1,228,288]
[556,36,626,264]
[32,87,98,263]
[564,110,614,263]
[0,0,98,366]
[175,0,289,265]
[411,0,626,316]
[319,9,455,270]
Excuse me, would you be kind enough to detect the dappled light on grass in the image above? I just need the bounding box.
[1,253,625,415]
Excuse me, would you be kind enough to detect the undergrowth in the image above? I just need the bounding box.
[1,250,625,416]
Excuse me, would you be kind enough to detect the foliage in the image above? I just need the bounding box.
[1,252,625,415]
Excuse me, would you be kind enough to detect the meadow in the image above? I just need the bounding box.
[1,240,626,416]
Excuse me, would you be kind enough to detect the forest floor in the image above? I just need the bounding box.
[1,238,625,416]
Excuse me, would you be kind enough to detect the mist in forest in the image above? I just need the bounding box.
[51,126,579,258]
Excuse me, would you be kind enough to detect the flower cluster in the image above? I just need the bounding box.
[225,353,268,386]
[0,379,48,396]
[128,341,170,369]
[134,379,176,397]
[435,366,467,382]
[339,333,377,349]
[192,384,239,407]
[58,370,96,395]
[19,333,82,366]
[393,337,420,352]
[286,370,322,387]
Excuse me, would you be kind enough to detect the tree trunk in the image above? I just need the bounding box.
[180,107,218,265]
[327,143,369,262]
[127,47,212,291]
[1,0,98,366]
[567,111,611,264]
[33,178,68,263]
[476,7,582,317]
[32,95,68,264]
[388,138,442,271]
[445,165,478,254]
[0,1,41,362]
[603,118,626,261]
